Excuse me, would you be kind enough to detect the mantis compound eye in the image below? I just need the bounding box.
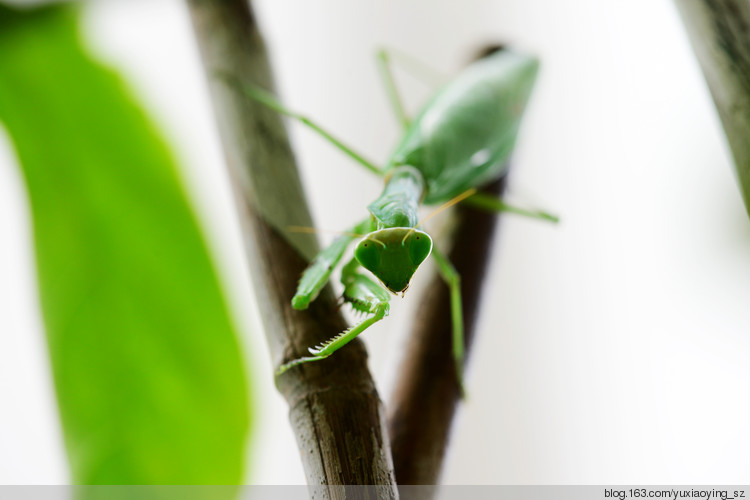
[354,239,382,272]
[408,232,433,267]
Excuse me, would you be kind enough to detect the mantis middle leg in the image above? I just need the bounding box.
[237,84,384,177]
[464,191,560,223]
[430,245,466,395]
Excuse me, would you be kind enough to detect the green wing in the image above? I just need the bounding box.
[389,50,539,204]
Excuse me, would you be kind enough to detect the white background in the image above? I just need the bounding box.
[2,0,750,485]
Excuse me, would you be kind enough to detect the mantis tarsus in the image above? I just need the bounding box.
[241,47,555,382]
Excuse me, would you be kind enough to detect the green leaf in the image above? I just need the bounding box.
[0,4,250,485]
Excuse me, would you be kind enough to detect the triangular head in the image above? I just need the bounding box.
[354,228,433,294]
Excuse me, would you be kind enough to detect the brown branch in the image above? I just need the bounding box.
[387,176,506,489]
[674,0,750,217]
[185,0,396,493]
[387,45,513,490]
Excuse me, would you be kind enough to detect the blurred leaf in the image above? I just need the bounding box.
[0,4,250,485]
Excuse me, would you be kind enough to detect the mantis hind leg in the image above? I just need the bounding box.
[375,47,447,131]
[376,49,410,130]
[277,258,391,375]
[430,246,467,397]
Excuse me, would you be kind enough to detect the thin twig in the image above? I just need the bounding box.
[387,176,506,490]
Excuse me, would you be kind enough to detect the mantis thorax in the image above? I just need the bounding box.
[367,165,424,230]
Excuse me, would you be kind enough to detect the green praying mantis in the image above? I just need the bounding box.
[241,47,555,380]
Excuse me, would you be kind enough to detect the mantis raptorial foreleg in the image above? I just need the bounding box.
[340,258,392,322]
[278,258,390,375]
[292,217,373,309]
[430,246,466,395]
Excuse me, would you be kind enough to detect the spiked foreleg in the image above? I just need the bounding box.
[291,217,373,309]
[340,258,392,317]
[277,259,390,375]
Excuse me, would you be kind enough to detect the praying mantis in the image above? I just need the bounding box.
[242,47,554,380]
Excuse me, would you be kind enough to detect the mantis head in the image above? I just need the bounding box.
[354,228,433,294]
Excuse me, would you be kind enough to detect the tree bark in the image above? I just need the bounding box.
[185,1,397,495]
[675,0,750,217]
[387,177,506,491]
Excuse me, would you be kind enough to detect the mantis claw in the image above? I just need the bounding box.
[276,259,392,375]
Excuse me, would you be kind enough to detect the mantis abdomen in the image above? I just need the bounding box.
[388,50,539,205]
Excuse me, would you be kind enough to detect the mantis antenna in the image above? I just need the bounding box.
[416,188,478,228]
[287,226,365,239]
[399,188,478,245]
[416,188,560,226]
